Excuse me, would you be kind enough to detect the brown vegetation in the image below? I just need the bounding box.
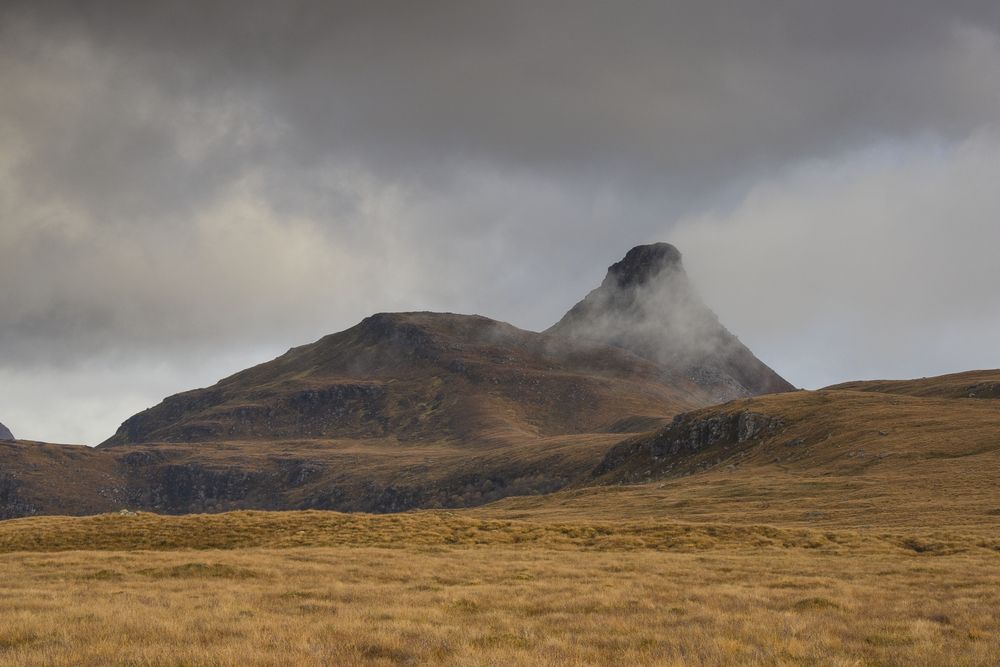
[2,370,1000,664]
[1,509,999,665]
[825,368,1000,399]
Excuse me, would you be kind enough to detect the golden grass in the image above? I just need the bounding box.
[3,510,999,556]
[504,388,1000,534]
[1,510,1000,665]
[4,376,1000,664]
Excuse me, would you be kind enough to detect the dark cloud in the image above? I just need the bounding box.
[1,1,999,443]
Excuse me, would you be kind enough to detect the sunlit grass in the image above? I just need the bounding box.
[1,510,999,665]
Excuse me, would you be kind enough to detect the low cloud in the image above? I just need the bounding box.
[673,131,1000,387]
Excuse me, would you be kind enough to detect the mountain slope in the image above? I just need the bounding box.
[547,243,794,400]
[0,421,12,440]
[100,311,713,447]
[482,371,1000,532]
[5,370,1000,521]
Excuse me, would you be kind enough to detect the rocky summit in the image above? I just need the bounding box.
[547,242,794,400]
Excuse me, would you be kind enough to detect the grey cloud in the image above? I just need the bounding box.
[5,1,1000,210]
[1,1,999,443]
[672,131,1000,387]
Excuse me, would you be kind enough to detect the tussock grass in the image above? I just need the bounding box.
[1,509,1000,664]
[2,509,998,556]
[4,374,1000,664]
[1,542,999,666]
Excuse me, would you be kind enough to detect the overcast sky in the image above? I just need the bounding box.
[2,1,999,444]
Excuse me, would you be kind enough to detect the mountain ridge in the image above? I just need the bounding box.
[99,310,715,447]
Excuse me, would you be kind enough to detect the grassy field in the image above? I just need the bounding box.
[3,374,1000,665]
[1,511,1000,666]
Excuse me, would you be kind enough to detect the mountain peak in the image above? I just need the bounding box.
[605,242,683,289]
[0,421,13,440]
[547,243,794,400]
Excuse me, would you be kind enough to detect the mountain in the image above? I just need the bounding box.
[0,422,12,440]
[547,242,794,400]
[100,311,714,447]
[1,242,796,518]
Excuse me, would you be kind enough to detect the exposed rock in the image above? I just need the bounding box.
[967,382,1000,399]
[0,421,13,440]
[594,408,785,477]
[0,471,38,519]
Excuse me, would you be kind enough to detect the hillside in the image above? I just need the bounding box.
[825,369,1000,399]
[0,421,12,440]
[5,368,1000,525]
[14,248,999,528]
[479,370,1000,533]
[100,312,712,447]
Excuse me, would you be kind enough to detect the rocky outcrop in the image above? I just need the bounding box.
[547,243,794,400]
[0,421,13,440]
[0,471,37,519]
[594,408,785,478]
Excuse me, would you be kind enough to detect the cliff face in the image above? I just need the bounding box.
[547,243,794,400]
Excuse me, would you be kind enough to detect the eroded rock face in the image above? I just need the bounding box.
[0,422,13,440]
[594,408,785,477]
[967,382,1000,399]
[653,410,784,455]
[547,243,794,400]
[0,471,37,519]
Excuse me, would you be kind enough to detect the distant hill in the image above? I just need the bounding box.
[0,421,12,440]
[824,369,1000,399]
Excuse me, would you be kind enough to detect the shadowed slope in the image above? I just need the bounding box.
[480,380,1000,533]
[100,312,713,448]
[3,369,1000,525]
